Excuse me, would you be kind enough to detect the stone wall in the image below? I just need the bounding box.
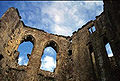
[0,7,72,81]
[72,21,95,81]
[0,1,120,81]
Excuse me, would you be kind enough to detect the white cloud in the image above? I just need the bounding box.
[18,56,22,65]
[40,56,56,72]
[41,1,103,36]
[53,24,73,36]
[18,56,28,65]
[55,15,61,23]
[77,19,86,27]
[105,43,114,57]
[108,53,113,57]
[0,1,104,73]
[14,1,103,36]
[41,5,65,24]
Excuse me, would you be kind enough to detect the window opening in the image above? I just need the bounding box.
[105,43,114,57]
[40,47,57,72]
[89,45,98,79]
[18,41,33,65]
[89,28,92,34]
[89,26,96,34]
[105,42,116,67]
[92,26,96,32]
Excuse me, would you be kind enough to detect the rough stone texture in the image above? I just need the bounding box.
[0,1,120,81]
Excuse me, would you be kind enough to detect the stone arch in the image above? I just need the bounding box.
[19,34,35,56]
[20,35,35,45]
[40,40,59,72]
[43,40,59,53]
[17,35,35,65]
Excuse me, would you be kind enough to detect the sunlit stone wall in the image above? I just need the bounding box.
[0,1,120,81]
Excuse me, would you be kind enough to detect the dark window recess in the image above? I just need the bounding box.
[0,54,4,60]
[68,50,72,56]
[89,45,93,53]
[89,45,98,79]
[7,50,10,53]
[12,29,14,33]
[89,26,96,34]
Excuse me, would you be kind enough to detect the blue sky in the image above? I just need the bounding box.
[0,1,103,36]
[17,41,33,65]
[40,47,56,72]
[105,43,114,57]
[0,1,112,72]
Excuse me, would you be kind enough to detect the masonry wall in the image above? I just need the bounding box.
[89,13,113,81]
[0,1,120,81]
[88,1,120,80]
[104,0,120,68]
[0,7,73,81]
[72,21,95,81]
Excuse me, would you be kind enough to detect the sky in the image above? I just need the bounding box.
[0,1,113,72]
[0,1,103,36]
[105,43,114,57]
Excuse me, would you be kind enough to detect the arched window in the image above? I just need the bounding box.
[40,41,58,72]
[18,41,33,65]
[40,47,57,72]
[17,35,34,65]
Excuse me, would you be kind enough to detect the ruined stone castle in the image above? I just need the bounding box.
[0,1,120,81]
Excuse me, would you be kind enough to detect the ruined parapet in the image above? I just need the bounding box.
[0,1,120,81]
[0,7,73,81]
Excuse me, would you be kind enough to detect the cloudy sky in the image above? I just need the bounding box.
[0,1,103,36]
[0,1,113,72]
